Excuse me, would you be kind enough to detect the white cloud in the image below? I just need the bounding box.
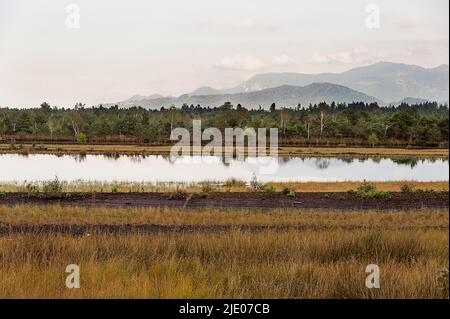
[311,47,383,65]
[215,54,266,70]
[215,54,298,71]
[271,54,297,66]
[312,52,351,64]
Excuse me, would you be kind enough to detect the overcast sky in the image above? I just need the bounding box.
[0,0,448,107]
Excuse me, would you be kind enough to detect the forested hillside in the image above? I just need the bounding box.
[0,101,448,147]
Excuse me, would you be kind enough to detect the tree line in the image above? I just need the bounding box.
[0,101,448,147]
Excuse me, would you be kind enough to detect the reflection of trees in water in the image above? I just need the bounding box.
[314,158,331,170]
[388,157,449,168]
[340,158,355,164]
[391,158,420,168]
[102,153,121,161]
[61,153,448,169]
[275,156,447,168]
[74,153,86,162]
[129,156,143,163]
[371,157,381,164]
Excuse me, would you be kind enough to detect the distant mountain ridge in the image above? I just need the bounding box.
[105,83,382,110]
[103,62,449,109]
[221,62,449,103]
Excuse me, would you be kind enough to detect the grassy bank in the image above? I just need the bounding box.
[0,205,448,298]
[0,143,448,158]
[0,205,448,229]
[0,180,448,193]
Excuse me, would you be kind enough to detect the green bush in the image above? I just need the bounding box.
[76,133,88,144]
[367,133,379,147]
[349,181,390,199]
[262,184,276,193]
[286,190,296,197]
[413,188,435,194]
[280,187,296,197]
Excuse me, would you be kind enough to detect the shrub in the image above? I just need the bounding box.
[9,141,22,150]
[356,181,377,194]
[201,183,214,194]
[286,190,296,197]
[42,176,63,194]
[414,188,435,194]
[262,184,276,193]
[281,187,297,197]
[25,182,39,194]
[400,183,414,193]
[349,181,390,199]
[167,186,188,200]
[249,174,263,191]
[367,133,379,147]
[111,184,119,193]
[223,178,246,188]
[76,133,88,144]
[250,174,263,192]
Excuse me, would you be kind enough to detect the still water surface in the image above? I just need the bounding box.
[0,154,447,183]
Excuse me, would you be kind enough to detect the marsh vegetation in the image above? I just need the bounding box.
[0,206,448,299]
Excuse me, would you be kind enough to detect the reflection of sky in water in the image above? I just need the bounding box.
[0,154,448,183]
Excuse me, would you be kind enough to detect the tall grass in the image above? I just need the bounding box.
[0,230,447,298]
[0,205,447,298]
[0,205,448,229]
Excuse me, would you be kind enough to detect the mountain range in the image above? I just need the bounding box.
[103,62,449,110]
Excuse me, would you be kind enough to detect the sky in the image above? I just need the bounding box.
[0,0,448,108]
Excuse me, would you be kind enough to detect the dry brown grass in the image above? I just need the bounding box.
[0,205,448,230]
[0,205,447,299]
[0,180,447,193]
[0,230,448,299]
[278,146,449,157]
[0,143,448,157]
[268,181,449,193]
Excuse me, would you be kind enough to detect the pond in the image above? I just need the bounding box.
[0,154,448,183]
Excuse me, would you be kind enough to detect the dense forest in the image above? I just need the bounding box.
[0,101,448,147]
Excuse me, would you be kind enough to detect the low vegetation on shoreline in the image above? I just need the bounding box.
[0,205,448,299]
[0,179,447,194]
[0,143,448,158]
[1,205,448,229]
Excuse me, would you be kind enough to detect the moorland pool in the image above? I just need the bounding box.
[0,154,447,183]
